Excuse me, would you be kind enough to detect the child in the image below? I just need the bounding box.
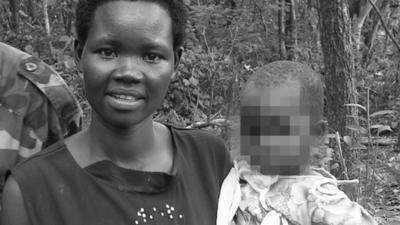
[217,61,377,225]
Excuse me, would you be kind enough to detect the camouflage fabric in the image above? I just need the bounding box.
[217,161,378,225]
[0,42,82,187]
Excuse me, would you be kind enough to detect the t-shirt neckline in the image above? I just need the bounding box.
[61,124,181,193]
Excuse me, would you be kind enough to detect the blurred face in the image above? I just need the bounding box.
[240,80,315,175]
[75,1,177,129]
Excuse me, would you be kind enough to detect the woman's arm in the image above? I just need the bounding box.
[1,175,31,225]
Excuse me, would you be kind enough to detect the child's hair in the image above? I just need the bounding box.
[75,0,188,51]
[244,60,324,130]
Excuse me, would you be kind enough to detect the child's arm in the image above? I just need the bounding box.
[307,177,378,225]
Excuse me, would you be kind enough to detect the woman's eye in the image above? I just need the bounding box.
[98,49,117,59]
[143,53,162,63]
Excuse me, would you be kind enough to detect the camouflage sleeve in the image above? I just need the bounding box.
[0,42,82,179]
[17,55,83,141]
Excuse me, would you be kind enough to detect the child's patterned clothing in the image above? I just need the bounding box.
[217,161,378,225]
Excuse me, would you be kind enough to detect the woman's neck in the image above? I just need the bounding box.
[67,114,173,172]
[87,115,156,162]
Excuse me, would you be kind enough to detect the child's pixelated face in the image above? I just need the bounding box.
[240,80,315,175]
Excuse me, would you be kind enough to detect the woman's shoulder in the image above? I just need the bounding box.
[12,140,70,173]
[168,124,225,146]
[168,124,229,160]
[167,124,232,177]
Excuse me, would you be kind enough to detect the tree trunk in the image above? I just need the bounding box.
[278,0,287,59]
[319,0,354,136]
[27,0,36,19]
[363,0,391,62]
[397,60,400,153]
[62,0,73,35]
[352,0,378,52]
[42,0,54,57]
[9,0,19,34]
[285,0,297,60]
[43,0,51,36]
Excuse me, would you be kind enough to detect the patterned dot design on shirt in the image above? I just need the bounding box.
[131,203,184,224]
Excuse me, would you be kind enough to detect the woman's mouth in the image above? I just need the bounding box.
[106,92,145,110]
[110,94,138,101]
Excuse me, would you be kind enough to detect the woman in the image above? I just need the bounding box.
[1,1,232,224]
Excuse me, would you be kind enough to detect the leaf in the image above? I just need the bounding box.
[349,143,367,150]
[345,103,366,111]
[182,78,190,86]
[346,124,367,134]
[370,110,396,117]
[331,163,339,170]
[58,35,71,42]
[353,162,365,170]
[24,45,34,54]
[323,136,330,144]
[325,148,334,157]
[343,136,352,146]
[325,133,337,139]
[189,77,199,86]
[63,58,76,70]
[320,157,333,165]
[324,134,337,144]
[18,9,28,18]
[370,124,387,129]
[370,124,393,136]
[346,115,367,123]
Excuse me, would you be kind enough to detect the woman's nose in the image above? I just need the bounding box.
[113,57,144,83]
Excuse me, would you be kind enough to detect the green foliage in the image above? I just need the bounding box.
[156,3,273,127]
[0,0,330,133]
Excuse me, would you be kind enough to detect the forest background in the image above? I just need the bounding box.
[1,0,400,223]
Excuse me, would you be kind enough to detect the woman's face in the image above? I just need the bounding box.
[75,1,177,129]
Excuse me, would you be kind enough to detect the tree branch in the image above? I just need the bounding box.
[186,118,231,129]
[367,0,400,53]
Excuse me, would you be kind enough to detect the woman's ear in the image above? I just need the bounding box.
[172,47,183,79]
[73,39,84,72]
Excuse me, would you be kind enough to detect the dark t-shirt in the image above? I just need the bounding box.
[11,126,232,225]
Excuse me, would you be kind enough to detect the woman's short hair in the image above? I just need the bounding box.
[75,0,188,51]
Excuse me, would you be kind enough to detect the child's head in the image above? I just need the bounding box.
[75,0,187,51]
[240,61,324,175]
